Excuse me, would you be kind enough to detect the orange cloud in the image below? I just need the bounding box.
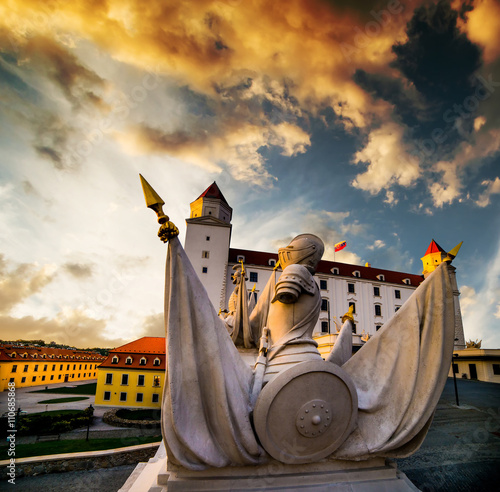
[0,0,416,125]
[457,0,500,64]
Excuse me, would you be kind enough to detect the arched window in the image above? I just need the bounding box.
[111,356,119,364]
[125,356,133,365]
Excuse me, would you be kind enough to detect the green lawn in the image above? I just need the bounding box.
[37,397,90,404]
[0,436,161,460]
[29,383,97,395]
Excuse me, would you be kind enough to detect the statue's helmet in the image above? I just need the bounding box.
[278,234,324,273]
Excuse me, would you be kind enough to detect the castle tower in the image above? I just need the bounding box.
[420,239,447,278]
[184,183,232,310]
[421,239,466,350]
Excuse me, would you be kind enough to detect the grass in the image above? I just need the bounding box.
[29,383,97,395]
[0,435,162,460]
[37,397,90,404]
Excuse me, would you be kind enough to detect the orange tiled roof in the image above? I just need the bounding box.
[98,337,166,370]
[112,337,165,354]
[0,345,106,362]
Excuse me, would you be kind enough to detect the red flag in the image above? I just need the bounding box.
[335,241,347,252]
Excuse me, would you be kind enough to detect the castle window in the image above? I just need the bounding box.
[23,365,28,372]
[11,365,17,373]
[153,376,160,387]
[120,392,127,402]
[237,255,245,263]
[21,377,26,383]
[352,271,360,278]
[125,357,132,365]
[377,274,385,281]
[121,374,129,385]
[32,376,36,382]
[153,358,160,366]
[321,321,329,333]
[103,391,111,401]
[202,267,208,274]
[493,364,500,375]
[268,259,276,267]
[395,306,401,312]
[250,272,258,283]
[43,364,47,371]
[351,323,357,334]
[111,356,119,364]
[206,236,210,241]
[140,357,147,366]
[320,279,327,290]
[331,268,339,275]
[375,304,382,316]
[395,290,401,299]
[202,251,210,259]
[321,299,329,311]
[376,325,382,331]
[348,283,355,294]
[138,375,145,386]
[34,365,38,372]
[152,394,160,403]
[105,373,113,384]
[403,278,411,285]
[136,393,143,402]
[373,286,380,297]
[349,301,356,314]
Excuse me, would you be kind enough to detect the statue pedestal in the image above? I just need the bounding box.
[120,443,420,492]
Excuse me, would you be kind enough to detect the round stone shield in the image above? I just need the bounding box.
[253,360,358,464]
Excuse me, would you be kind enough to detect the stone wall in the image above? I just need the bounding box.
[1,444,160,479]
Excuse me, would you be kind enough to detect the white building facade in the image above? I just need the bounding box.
[185,183,464,354]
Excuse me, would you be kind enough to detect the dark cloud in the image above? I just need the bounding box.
[0,254,56,315]
[352,69,427,126]
[32,114,75,170]
[0,314,126,349]
[140,313,164,337]
[63,262,94,279]
[391,1,482,109]
[23,35,107,110]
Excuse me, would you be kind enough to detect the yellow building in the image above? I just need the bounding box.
[0,344,105,392]
[449,348,500,383]
[94,337,165,409]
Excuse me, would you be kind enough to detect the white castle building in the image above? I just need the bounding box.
[184,183,465,355]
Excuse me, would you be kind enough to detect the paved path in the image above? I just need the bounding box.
[6,378,500,491]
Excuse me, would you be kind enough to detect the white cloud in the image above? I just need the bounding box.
[367,240,386,251]
[430,129,500,208]
[476,177,500,207]
[351,122,421,195]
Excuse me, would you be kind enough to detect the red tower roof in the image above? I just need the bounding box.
[197,182,230,206]
[424,239,446,256]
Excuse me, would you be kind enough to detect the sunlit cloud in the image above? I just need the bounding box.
[351,122,421,195]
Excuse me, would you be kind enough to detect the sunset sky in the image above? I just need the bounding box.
[0,0,499,348]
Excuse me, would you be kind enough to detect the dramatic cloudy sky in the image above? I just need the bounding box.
[0,0,499,349]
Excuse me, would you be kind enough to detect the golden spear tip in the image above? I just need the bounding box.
[140,174,165,209]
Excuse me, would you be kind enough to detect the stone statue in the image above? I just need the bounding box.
[139,175,457,489]
[250,234,325,385]
[221,263,253,348]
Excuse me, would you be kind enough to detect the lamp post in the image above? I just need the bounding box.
[452,353,460,406]
[85,404,94,441]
